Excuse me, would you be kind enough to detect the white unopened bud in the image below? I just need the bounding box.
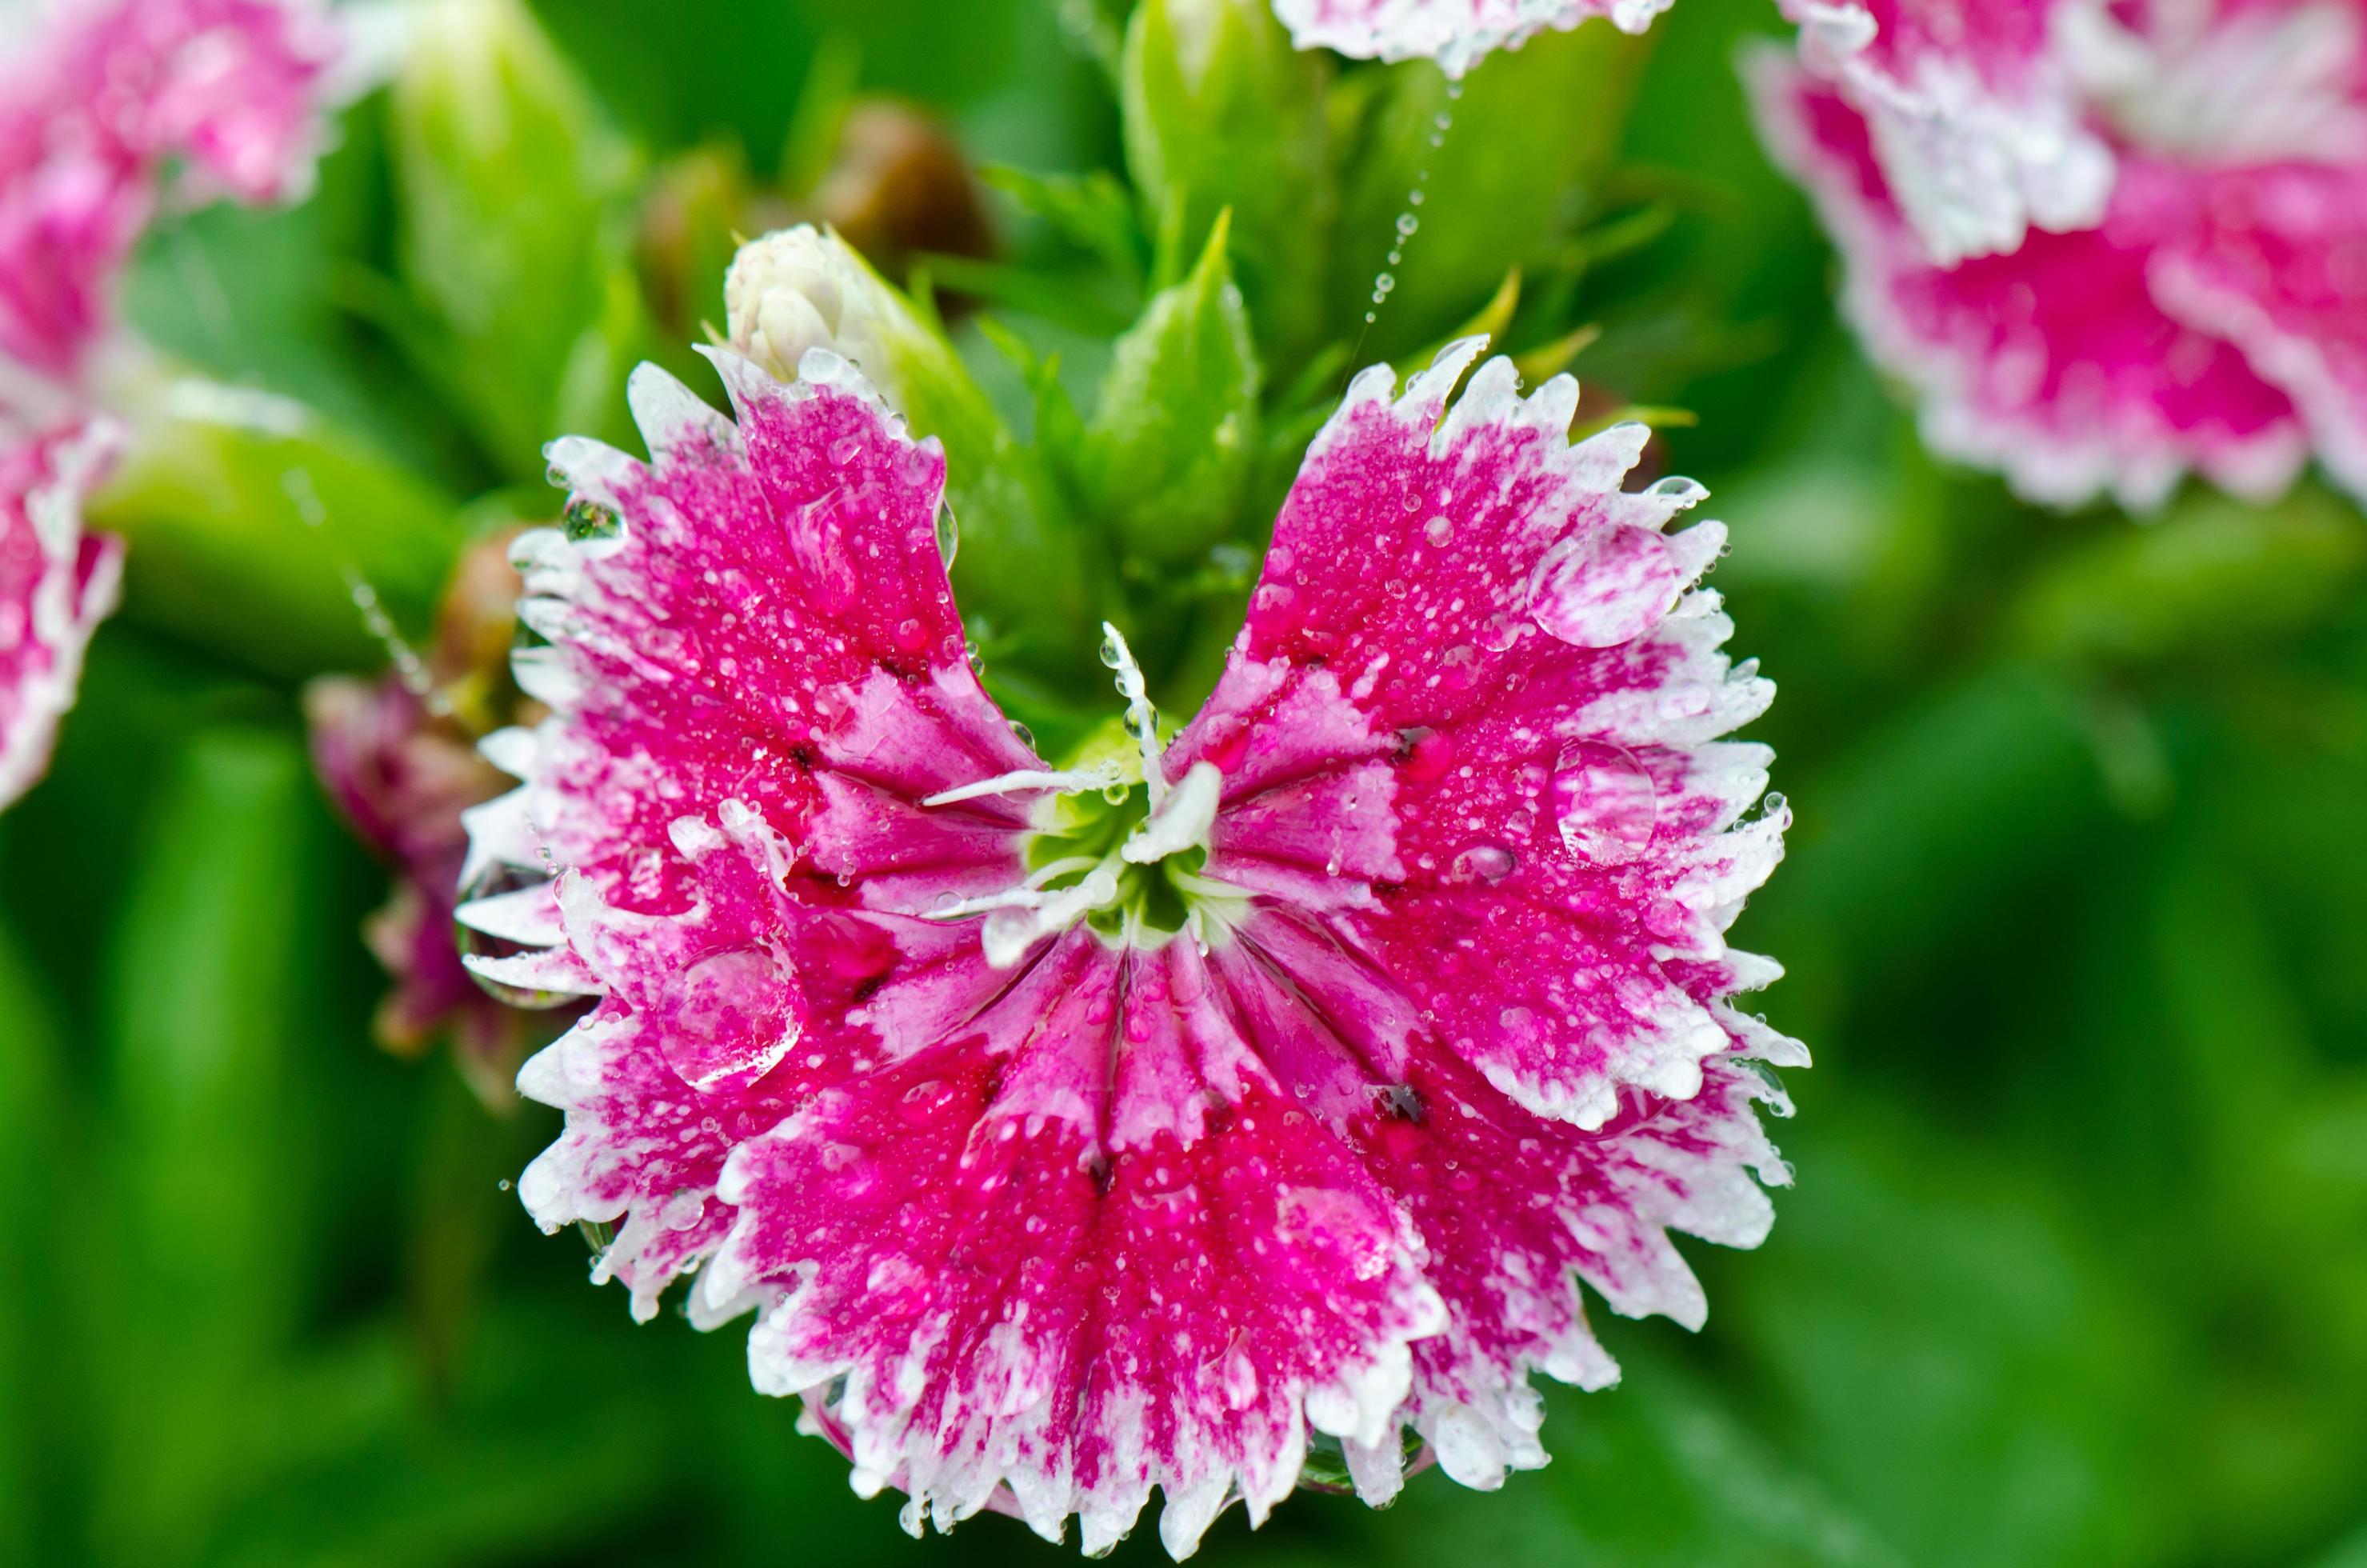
[722,226,899,387]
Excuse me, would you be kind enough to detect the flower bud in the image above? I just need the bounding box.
[809,102,992,280]
[1122,0,1331,366]
[87,375,465,678]
[1082,211,1261,566]
[1334,26,1645,351]
[723,226,1101,686]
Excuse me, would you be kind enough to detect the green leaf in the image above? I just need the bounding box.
[87,381,467,678]
[389,0,648,477]
[91,728,335,1560]
[1081,211,1261,566]
[0,923,75,1562]
[1314,1335,1901,1568]
[1122,0,1333,369]
[1724,1114,2182,1568]
[2007,483,2367,666]
[980,164,1147,294]
[1331,25,1648,354]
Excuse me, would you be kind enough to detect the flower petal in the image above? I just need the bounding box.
[1776,0,2117,263]
[1748,50,2309,510]
[0,420,120,808]
[1176,342,1785,1129]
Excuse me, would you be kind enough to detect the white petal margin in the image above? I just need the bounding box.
[1273,0,1669,77]
[1779,0,2118,264]
[0,421,122,810]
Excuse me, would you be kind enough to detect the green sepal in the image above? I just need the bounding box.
[387,0,649,478]
[1081,211,1262,567]
[1122,0,1332,370]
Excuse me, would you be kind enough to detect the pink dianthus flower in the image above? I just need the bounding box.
[0,0,340,808]
[1755,0,2367,509]
[465,332,1800,1555]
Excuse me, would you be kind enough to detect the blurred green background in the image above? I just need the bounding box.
[5,0,2365,1563]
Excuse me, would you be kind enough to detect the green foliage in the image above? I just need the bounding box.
[5,0,2365,1563]
[1122,0,1333,366]
[1080,212,1261,566]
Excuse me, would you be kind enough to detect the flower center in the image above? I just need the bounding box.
[923,623,1242,966]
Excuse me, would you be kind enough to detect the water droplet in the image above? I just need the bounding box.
[966,641,988,679]
[497,1178,514,1192]
[1528,523,1680,648]
[789,497,857,614]
[829,436,862,466]
[1099,628,1126,668]
[662,947,794,1091]
[454,865,577,1010]
[1102,781,1132,806]
[1364,310,1378,324]
[1395,213,1420,239]
[1424,514,1453,546]
[1553,741,1657,865]
[1008,718,1037,751]
[934,498,959,567]
[1448,843,1517,885]
[1478,612,1520,653]
[892,617,926,654]
[1253,582,1296,614]
[562,497,622,544]
[1408,188,1425,207]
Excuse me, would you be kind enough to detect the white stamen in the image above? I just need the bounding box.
[980,862,1124,968]
[922,764,1126,808]
[1122,761,1222,866]
[1100,621,1166,808]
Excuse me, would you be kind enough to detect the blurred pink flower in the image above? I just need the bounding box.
[0,418,120,808]
[465,338,1799,1555]
[0,0,342,810]
[1754,0,2367,509]
[0,0,339,396]
[1273,0,1673,74]
[307,671,550,1103]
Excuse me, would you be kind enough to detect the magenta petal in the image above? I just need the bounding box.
[1749,52,2309,509]
[494,343,1797,1554]
[1181,342,1784,1130]
[2147,159,2367,505]
[1775,0,2116,263]
[0,421,121,808]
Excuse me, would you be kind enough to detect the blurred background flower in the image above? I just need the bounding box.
[0,0,2361,1564]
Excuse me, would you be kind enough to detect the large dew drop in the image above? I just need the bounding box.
[1528,522,1682,649]
[662,946,794,1091]
[1552,741,1657,865]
